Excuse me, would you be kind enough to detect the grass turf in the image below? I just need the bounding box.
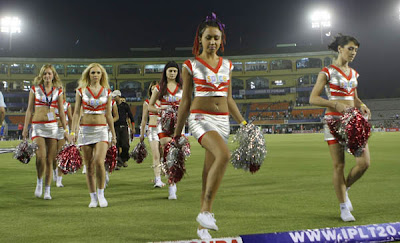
[0,132,399,242]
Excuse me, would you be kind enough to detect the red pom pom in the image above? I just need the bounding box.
[160,105,178,136]
[162,139,186,184]
[326,108,371,156]
[105,145,118,173]
[56,144,82,174]
[130,141,147,163]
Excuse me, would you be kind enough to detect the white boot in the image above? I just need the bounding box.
[35,178,43,198]
[97,188,108,207]
[44,186,52,200]
[168,184,177,200]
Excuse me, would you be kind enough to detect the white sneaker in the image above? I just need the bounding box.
[82,165,86,174]
[98,196,108,208]
[196,212,218,231]
[197,228,212,240]
[341,208,356,222]
[168,185,177,200]
[44,188,52,200]
[89,199,98,208]
[154,177,165,188]
[35,184,42,198]
[56,177,64,188]
[345,191,353,211]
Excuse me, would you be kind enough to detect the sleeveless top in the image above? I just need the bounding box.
[78,87,111,114]
[154,84,182,107]
[183,57,232,97]
[31,85,62,109]
[145,99,160,117]
[320,65,359,101]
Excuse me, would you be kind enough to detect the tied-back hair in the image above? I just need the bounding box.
[157,61,182,101]
[328,34,360,52]
[77,63,110,91]
[147,80,158,98]
[192,12,227,56]
[33,64,63,88]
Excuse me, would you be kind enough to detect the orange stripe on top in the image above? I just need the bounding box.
[190,109,229,115]
[183,60,193,72]
[32,120,57,124]
[325,112,342,116]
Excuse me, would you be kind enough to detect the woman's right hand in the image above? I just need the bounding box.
[22,129,28,140]
[140,135,144,142]
[335,102,351,113]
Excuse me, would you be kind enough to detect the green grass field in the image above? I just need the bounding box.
[0,132,399,242]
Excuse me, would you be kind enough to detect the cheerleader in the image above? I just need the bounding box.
[173,13,246,239]
[105,95,119,185]
[53,91,73,187]
[309,34,371,222]
[22,64,71,200]
[139,81,165,188]
[71,63,116,208]
[148,61,182,199]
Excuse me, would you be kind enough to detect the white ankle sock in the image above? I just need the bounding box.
[57,176,62,184]
[90,192,97,201]
[37,178,43,186]
[97,188,104,198]
[340,203,347,211]
[44,186,50,194]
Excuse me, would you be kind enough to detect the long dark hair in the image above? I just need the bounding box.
[157,61,182,101]
[147,80,158,98]
[328,34,360,52]
[192,12,226,56]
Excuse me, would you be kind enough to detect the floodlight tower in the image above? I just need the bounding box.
[311,10,331,44]
[1,17,21,51]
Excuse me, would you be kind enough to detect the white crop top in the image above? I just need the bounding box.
[183,57,232,97]
[78,87,111,114]
[31,85,62,109]
[154,84,182,107]
[320,65,359,101]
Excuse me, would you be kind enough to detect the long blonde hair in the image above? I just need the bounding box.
[77,63,109,91]
[33,64,63,88]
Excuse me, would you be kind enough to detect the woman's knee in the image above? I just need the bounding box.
[333,162,345,173]
[359,159,370,171]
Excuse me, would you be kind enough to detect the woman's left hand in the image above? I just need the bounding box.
[64,132,72,143]
[112,137,117,146]
[360,104,371,120]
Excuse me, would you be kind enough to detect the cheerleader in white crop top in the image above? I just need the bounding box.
[148,61,183,198]
[71,63,116,208]
[173,13,247,238]
[140,81,165,188]
[22,64,71,200]
[309,34,371,222]
[53,92,73,187]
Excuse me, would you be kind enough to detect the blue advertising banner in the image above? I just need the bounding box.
[240,222,400,243]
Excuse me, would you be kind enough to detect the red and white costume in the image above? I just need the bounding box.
[320,65,359,143]
[77,87,111,146]
[31,85,63,140]
[154,84,183,138]
[183,57,233,144]
[145,99,160,142]
[55,101,70,140]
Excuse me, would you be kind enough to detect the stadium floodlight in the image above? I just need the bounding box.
[1,16,21,51]
[311,10,331,44]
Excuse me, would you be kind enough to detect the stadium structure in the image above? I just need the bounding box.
[0,46,399,138]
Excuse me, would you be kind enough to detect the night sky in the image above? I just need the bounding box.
[0,0,399,98]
